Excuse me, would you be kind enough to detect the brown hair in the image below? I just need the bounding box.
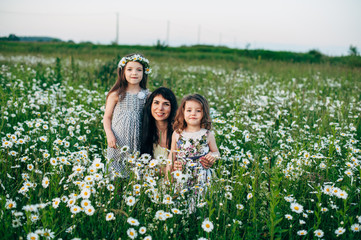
[106,53,148,101]
[173,94,212,133]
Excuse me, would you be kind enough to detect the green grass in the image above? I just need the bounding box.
[0,43,360,239]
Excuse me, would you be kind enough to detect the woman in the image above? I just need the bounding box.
[141,87,178,160]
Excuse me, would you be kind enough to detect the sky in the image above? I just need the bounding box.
[0,0,360,56]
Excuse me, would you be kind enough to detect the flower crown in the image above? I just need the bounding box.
[118,54,152,74]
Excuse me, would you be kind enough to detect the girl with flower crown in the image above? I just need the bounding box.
[103,53,151,178]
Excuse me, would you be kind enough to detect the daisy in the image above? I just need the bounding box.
[322,185,332,195]
[52,198,61,209]
[144,236,152,240]
[297,230,307,236]
[247,193,253,200]
[139,226,147,234]
[351,223,360,232]
[290,202,303,214]
[2,140,13,148]
[201,218,214,233]
[39,136,47,142]
[337,190,348,199]
[236,204,244,210]
[50,158,57,166]
[321,207,328,212]
[84,205,95,216]
[81,199,91,208]
[27,164,34,171]
[127,217,140,226]
[164,212,173,219]
[225,192,233,200]
[107,184,115,191]
[5,199,16,209]
[67,198,76,207]
[27,232,39,240]
[127,228,137,239]
[93,159,104,169]
[314,229,324,238]
[42,177,50,188]
[171,208,182,214]
[30,214,40,222]
[126,196,136,206]
[120,145,129,153]
[41,229,55,239]
[155,210,165,220]
[70,205,81,214]
[80,189,91,199]
[334,227,345,236]
[106,212,115,221]
[148,159,158,168]
[285,214,293,220]
[345,169,353,176]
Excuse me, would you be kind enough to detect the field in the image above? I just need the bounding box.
[1,42,361,239]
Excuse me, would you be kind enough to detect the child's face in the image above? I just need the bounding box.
[151,95,171,122]
[184,100,203,128]
[124,61,143,86]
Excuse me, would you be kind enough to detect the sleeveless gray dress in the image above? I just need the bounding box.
[107,89,149,177]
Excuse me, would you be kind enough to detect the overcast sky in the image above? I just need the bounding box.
[1,0,360,56]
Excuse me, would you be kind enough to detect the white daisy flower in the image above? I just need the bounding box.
[84,205,95,216]
[106,212,115,221]
[314,229,324,238]
[297,230,307,236]
[201,218,214,233]
[127,228,138,239]
[335,227,345,236]
[351,223,360,232]
[139,226,147,234]
[126,196,136,206]
[290,202,303,214]
[127,217,140,226]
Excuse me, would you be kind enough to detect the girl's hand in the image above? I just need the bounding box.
[107,134,117,148]
[200,153,216,169]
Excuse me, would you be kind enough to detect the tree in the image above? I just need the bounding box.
[348,45,359,56]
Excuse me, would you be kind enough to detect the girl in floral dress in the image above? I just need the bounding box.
[103,53,151,178]
[168,94,219,188]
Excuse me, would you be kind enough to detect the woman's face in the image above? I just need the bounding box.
[151,95,171,122]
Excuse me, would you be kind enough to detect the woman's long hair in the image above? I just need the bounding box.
[173,94,212,133]
[141,87,178,157]
[106,53,148,101]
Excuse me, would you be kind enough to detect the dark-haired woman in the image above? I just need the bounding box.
[141,87,178,164]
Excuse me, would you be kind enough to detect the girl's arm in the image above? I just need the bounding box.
[103,92,118,148]
[200,132,220,166]
[208,131,220,158]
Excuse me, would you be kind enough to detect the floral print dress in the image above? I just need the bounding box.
[175,129,214,187]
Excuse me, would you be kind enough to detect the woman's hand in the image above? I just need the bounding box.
[199,153,216,169]
[173,160,183,171]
